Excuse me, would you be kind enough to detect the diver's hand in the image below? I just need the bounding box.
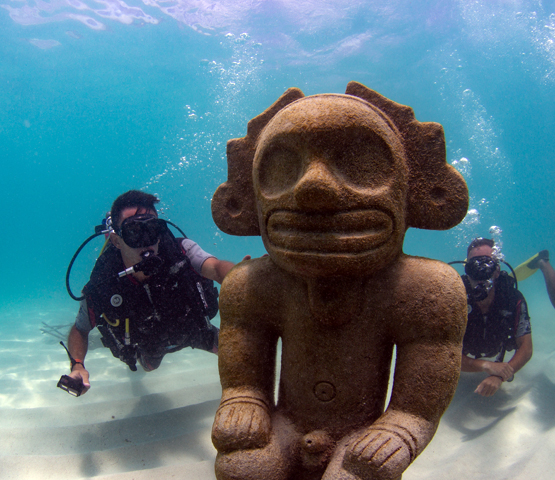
[68,364,91,395]
[481,361,514,381]
[241,254,269,262]
[475,375,503,397]
[212,396,272,452]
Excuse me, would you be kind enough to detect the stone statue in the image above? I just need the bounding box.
[210,81,469,480]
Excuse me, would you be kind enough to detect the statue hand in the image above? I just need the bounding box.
[343,429,411,480]
[212,396,272,452]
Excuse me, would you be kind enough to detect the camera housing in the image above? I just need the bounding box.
[57,375,85,396]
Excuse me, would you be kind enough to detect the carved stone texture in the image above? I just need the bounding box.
[211,81,469,480]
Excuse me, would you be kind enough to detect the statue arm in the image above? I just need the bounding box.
[343,266,467,479]
[341,341,463,479]
[211,261,280,452]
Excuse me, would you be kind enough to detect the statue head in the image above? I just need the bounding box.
[212,82,468,277]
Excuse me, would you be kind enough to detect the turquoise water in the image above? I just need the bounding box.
[1,1,555,478]
[2,1,555,306]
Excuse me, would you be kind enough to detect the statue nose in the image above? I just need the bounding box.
[293,160,342,210]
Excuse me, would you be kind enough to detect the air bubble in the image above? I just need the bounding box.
[462,209,480,226]
[489,226,504,260]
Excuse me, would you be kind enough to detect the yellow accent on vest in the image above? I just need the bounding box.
[124,318,131,345]
[101,313,120,327]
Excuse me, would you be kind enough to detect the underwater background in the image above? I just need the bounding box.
[1,1,555,479]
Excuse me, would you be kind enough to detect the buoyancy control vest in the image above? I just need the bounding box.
[82,232,219,370]
[462,271,525,360]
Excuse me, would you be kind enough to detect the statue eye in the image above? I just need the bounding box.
[332,133,395,189]
[257,144,304,197]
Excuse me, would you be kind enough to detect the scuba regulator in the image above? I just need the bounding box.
[66,213,187,301]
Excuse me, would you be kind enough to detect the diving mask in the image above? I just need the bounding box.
[465,255,498,281]
[116,214,168,248]
[465,256,498,301]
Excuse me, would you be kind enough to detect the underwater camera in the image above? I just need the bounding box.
[57,375,85,397]
[57,341,85,397]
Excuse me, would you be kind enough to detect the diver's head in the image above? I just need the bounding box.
[466,237,500,301]
[109,191,165,274]
[110,190,160,229]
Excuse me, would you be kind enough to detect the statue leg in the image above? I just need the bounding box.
[215,413,300,480]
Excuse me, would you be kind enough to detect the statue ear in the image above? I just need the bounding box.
[345,81,469,231]
[211,137,259,236]
[211,88,305,236]
[403,122,469,230]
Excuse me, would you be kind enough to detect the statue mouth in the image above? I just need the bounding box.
[266,209,394,254]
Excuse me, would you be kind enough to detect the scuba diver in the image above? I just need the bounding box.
[62,190,246,396]
[450,237,532,397]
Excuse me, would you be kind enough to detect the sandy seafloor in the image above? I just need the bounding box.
[1,281,555,480]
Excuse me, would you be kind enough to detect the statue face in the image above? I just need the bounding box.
[253,95,408,278]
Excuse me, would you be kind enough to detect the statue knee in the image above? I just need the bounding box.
[215,444,291,480]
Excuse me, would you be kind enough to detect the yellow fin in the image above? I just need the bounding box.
[512,252,540,282]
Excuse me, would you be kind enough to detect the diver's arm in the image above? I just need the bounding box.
[68,324,88,360]
[67,325,91,394]
[201,256,251,284]
[460,354,481,372]
[462,336,531,397]
[201,257,234,284]
[508,333,533,373]
[461,354,514,380]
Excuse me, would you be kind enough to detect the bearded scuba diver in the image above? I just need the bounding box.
[449,237,532,397]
